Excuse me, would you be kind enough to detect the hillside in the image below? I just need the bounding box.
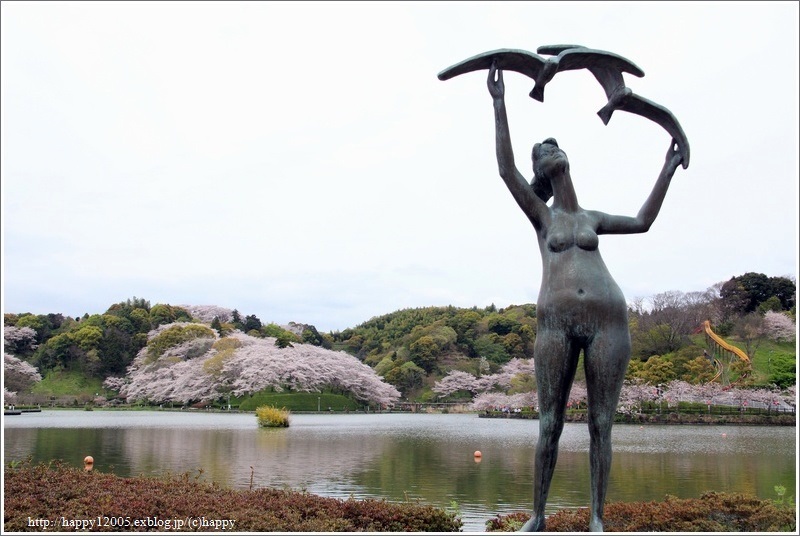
[3,272,797,405]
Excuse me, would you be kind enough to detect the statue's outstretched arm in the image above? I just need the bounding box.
[594,141,683,235]
[488,63,548,229]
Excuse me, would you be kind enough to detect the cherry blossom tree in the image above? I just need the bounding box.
[102,376,128,392]
[433,358,536,398]
[693,381,726,411]
[781,384,796,409]
[763,311,796,342]
[567,382,588,408]
[432,370,479,398]
[221,334,400,406]
[471,391,538,412]
[4,386,18,406]
[117,325,400,407]
[180,305,234,324]
[617,379,660,414]
[3,326,39,356]
[661,380,693,407]
[4,353,42,393]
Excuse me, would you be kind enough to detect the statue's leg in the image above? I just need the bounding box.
[584,324,631,532]
[521,331,579,532]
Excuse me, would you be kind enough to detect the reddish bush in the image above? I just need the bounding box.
[487,492,796,532]
[4,462,461,532]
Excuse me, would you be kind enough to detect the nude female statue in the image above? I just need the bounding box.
[486,61,684,532]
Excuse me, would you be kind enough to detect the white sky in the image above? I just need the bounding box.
[2,1,798,333]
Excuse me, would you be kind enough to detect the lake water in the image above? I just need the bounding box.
[3,410,796,532]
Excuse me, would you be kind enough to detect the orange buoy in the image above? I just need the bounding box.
[84,456,94,471]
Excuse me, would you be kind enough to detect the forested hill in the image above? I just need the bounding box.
[329,304,538,392]
[3,272,797,403]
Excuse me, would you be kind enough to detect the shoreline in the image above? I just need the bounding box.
[479,410,796,426]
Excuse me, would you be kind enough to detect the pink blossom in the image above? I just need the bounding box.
[3,326,39,354]
[4,353,42,392]
[118,328,399,406]
[180,305,234,324]
[471,391,537,411]
[763,311,796,342]
[432,370,478,398]
[4,387,18,406]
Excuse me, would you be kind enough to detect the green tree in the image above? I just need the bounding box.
[35,332,78,371]
[720,273,796,315]
[502,332,525,359]
[768,353,796,388]
[210,316,226,337]
[302,325,331,348]
[473,334,510,364]
[275,333,294,348]
[634,355,676,385]
[631,323,684,360]
[128,308,151,333]
[231,310,244,331]
[15,315,47,341]
[729,358,754,387]
[408,336,439,372]
[72,325,103,351]
[262,323,300,344]
[681,356,716,384]
[148,304,190,328]
[509,370,536,394]
[487,314,519,336]
[244,314,262,333]
[757,296,783,315]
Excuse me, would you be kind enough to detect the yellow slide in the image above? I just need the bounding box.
[703,320,750,363]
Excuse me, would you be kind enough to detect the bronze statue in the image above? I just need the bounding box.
[439,46,688,531]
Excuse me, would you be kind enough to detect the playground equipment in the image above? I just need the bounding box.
[702,320,751,386]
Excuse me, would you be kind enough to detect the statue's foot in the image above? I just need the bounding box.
[519,515,545,532]
[589,516,604,532]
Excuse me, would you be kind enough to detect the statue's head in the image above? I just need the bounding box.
[531,138,567,202]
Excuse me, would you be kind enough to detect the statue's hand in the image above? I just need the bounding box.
[665,139,683,173]
[487,60,505,100]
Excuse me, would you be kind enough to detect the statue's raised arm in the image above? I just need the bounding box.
[487,61,548,229]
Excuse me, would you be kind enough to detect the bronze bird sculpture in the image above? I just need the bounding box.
[538,44,690,168]
[437,46,644,102]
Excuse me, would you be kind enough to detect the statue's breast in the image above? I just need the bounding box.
[546,217,599,252]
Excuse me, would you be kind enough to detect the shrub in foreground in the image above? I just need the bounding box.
[3,462,462,532]
[486,492,796,532]
[255,405,290,427]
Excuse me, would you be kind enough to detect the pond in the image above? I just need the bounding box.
[3,410,796,532]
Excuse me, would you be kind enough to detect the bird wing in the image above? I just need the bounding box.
[618,93,690,168]
[555,48,645,78]
[587,67,627,99]
[537,44,586,56]
[437,49,545,82]
[537,45,642,98]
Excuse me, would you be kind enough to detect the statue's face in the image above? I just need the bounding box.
[533,138,568,179]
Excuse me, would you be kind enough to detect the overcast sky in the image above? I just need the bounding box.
[2,1,798,332]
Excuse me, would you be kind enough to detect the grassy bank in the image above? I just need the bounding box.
[29,370,105,405]
[233,391,363,412]
[4,462,795,532]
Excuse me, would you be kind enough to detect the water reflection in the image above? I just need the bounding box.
[4,411,796,532]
